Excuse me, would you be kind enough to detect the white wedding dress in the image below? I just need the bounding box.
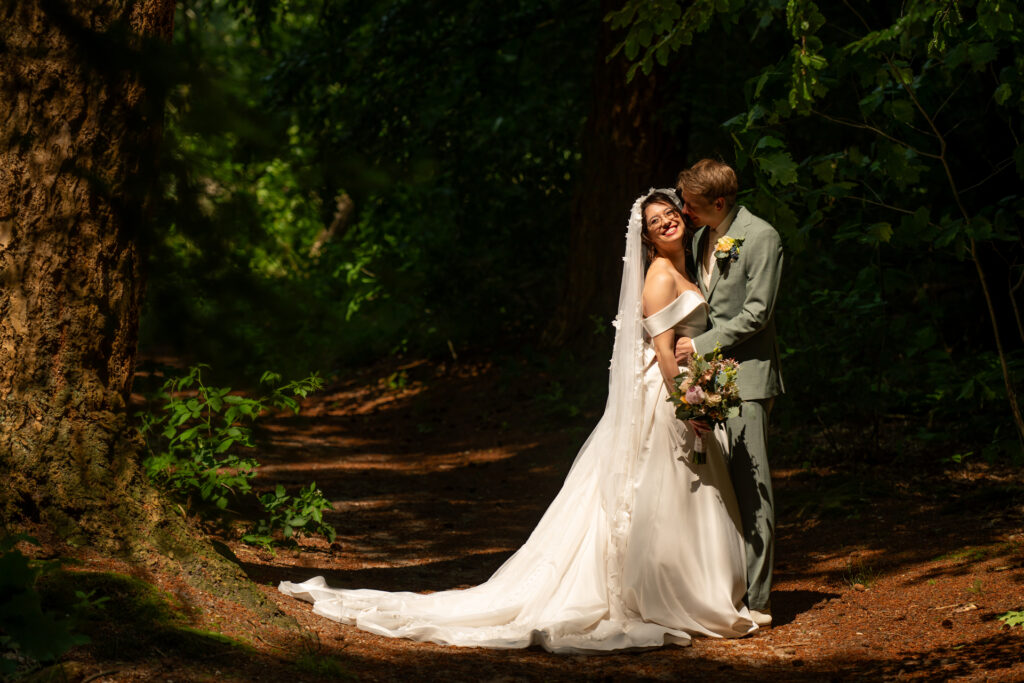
[279,287,756,652]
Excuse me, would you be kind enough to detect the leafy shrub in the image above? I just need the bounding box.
[242,483,335,549]
[138,365,336,546]
[999,610,1024,628]
[0,536,89,678]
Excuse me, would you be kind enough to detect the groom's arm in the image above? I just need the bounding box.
[692,226,783,357]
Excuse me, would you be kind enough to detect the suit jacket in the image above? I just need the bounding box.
[691,206,784,401]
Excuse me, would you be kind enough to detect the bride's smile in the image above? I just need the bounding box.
[644,205,685,245]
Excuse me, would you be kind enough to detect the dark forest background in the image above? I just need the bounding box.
[141,0,1024,464]
[2,1,1023,677]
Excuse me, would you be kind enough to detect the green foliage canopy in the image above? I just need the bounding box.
[146,0,599,375]
[613,0,1024,453]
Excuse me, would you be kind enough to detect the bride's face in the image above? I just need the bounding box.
[644,202,685,251]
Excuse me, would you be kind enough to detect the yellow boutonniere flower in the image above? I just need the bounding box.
[713,235,744,261]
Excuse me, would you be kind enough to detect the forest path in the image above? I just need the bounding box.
[59,355,1023,682]
[216,355,1024,682]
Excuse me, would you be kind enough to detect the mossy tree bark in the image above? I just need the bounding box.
[0,1,293,625]
[545,1,686,345]
[0,0,173,541]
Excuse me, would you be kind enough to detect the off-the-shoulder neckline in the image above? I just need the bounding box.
[644,288,705,319]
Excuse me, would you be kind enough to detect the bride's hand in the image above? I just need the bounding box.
[675,337,694,363]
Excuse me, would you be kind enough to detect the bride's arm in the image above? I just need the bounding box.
[652,329,680,393]
[642,271,680,392]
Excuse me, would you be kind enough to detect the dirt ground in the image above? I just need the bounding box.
[36,355,1024,681]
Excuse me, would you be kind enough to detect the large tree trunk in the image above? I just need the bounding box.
[0,0,293,626]
[0,0,173,540]
[545,3,686,345]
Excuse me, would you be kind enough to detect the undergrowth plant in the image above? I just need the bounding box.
[241,483,334,550]
[0,535,92,678]
[137,365,336,547]
[999,610,1024,628]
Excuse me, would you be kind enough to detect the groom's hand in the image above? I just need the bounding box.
[675,337,694,362]
[689,420,712,436]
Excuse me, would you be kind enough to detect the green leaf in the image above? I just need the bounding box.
[177,425,200,442]
[811,159,836,183]
[998,610,1024,628]
[912,206,930,229]
[864,222,893,245]
[890,99,914,123]
[624,35,639,61]
[756,151,799,186]
[944,41,969,69]
[754,69,772,98]
[260,371,282,385]
[994,82,1013,105]
[858,89,884,115]
[636,23,653,48]
[968,42,997,70]
[755,135,785,151]
[966,216,993,240]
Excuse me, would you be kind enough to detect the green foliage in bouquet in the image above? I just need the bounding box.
[669,347,743,425]
[137,365,336,547]
[668,347,743,464]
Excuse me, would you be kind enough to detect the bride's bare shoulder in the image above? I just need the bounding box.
[644,259,675,289]
[643,259,678,315]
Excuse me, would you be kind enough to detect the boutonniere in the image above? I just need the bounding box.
[714,236,744,262]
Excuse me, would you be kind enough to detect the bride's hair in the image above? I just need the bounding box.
[640,191,694,277]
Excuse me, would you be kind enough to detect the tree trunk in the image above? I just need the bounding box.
[0,1,294,627]
[544,2,685,346]
[0,0,176,540]
[0,0,174,538]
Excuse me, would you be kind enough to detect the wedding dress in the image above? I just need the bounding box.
[279,190,756,653]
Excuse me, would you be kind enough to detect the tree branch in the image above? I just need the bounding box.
[1010,269,1024,344]
[883,54,964,217]
[811,108,942,159]
[841,0,872,32]
[933,77,966,119]
[882,56,1024,445]
[960,158,1015,195]
[841,195,914,215]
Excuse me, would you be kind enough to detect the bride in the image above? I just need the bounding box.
[279,189,756,652]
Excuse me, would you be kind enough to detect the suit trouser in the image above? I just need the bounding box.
[725,398,775,611]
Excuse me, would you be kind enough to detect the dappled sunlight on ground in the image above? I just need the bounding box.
[72,354,1024,681]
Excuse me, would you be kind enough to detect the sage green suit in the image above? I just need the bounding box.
[691,205,784,612]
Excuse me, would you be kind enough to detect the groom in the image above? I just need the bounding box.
[674,159,784,627]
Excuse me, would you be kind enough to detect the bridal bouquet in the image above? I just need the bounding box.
[668,347,742,464]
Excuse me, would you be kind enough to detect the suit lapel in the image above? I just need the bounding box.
[693,227,708,298]
[706,206,750,299]
[707,243,724,297]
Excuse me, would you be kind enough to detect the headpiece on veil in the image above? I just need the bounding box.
[639,187,684,215]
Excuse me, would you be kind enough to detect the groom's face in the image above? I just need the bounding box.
[681,191,726,229]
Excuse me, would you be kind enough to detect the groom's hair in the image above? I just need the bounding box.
[677,159,738,208]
